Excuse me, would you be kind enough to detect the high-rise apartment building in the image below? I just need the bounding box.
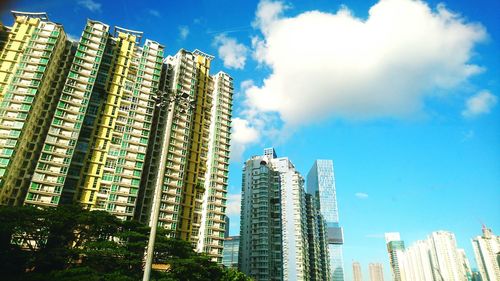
[385,232,405,281]
[239,149,283,281]
[196,71,233,262]
[353,261,363,281]
[471,225,500,281]
[306,192,330,281]
[390,231,473,281]
[399,240,434,281]
[273,153,310,281]
[368,263,384,281]
[136,49,234,260]
[240,149,333,281]
[222,235,239,268]
[307,160,345,281]
[0,11,234,262]
[428,231,470,281]
[0,12,72,205]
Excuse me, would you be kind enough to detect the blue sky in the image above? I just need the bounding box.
[2,0,499,279]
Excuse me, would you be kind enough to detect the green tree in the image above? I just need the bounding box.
[0,205,252,281]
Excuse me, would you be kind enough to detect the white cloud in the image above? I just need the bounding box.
[355,192,369,199]
[67,34,79,42]
[462,90,498,118]
[78,0,102,13]
[148,9,160,17]
[225,194,242,216]
[244,0,487,126]
[213,34,249,70]
[230,117,260,163]
[178,26,189,40]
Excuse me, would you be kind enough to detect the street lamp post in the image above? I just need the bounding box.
[142,90,195,281]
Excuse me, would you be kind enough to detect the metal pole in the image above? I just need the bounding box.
[142,95,176,281]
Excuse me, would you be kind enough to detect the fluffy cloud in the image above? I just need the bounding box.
[245,0,487,125]
[178,26,189,40]
[355,192,369,199]
[462,90,498,118]
[78,0,101,13]
[213,34,249,70]
[225,194,242,216]
[230,117,260,162]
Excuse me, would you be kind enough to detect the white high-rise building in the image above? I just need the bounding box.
[392,231,472,281]
[428,231,468,281]
[472,225,500,281]
[399,240,434,281]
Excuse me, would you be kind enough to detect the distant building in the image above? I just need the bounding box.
[471,225,500,281]
[353,261,363,281]
[399,240,434,281]
[427,231,471,281]
[222,236,239,268]
[308,160,344,281]
[389,231,473,281]
[369,263,384,281]
[385,232,405,281]
[224,216,230,238]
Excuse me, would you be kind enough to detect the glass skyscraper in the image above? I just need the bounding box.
[307,159,345,281]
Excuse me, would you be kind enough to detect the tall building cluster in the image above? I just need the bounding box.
[0,11,233,262]
[238,149,344,281]
[472,225,500,281]
[385,231,479,281]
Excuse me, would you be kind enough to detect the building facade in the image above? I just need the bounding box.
[385,232,405,281]
[306,193,330,281]
[307,160,344,281]
[389,231,473,281]
[0,12,71,206]
[222,235,239,268]
[368,263,384,281]
[0,11,233,262]
[196,71,233,262]
[471,225,500,281]
[353,261,363,281]
[239,149,283,281]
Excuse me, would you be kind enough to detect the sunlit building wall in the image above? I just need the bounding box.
[369,263,384,281]
[196,71,233,262]
[353,261,363,281]
[471,226,500,281]
[0,12,71,205]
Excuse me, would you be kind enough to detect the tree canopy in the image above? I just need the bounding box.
[0,205,251,281]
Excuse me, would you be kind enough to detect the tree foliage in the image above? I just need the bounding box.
[0,205,251,281]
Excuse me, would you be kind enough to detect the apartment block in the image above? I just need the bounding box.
[471,225,500,281]
[0,12,71,205]
[196,71,233,261]
[390,231,473,281]
[0,10,234,263]
[239,149,283,281]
